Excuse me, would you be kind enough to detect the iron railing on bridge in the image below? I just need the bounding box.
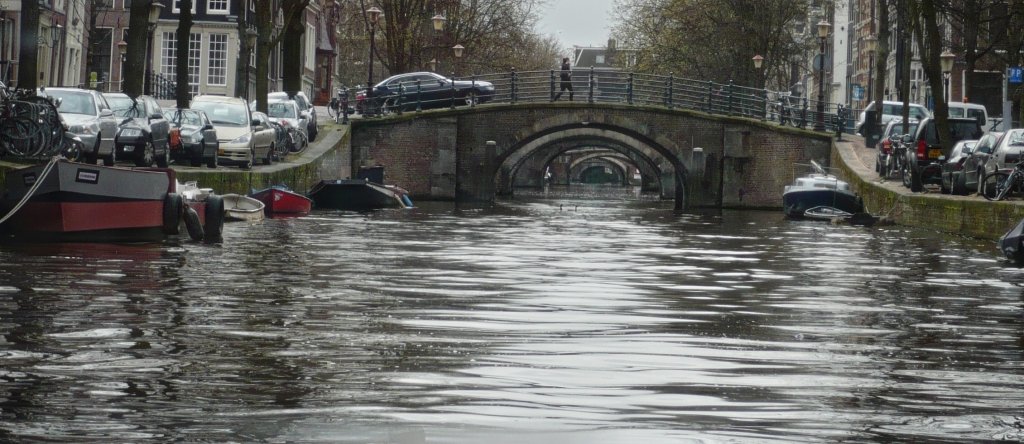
[353,68,852,135]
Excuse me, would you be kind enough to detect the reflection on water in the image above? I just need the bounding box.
[0,194,1022,443]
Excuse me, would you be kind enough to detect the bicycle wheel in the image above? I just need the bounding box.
[982,171,1011,201]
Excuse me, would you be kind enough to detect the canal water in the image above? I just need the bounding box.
[0,188,1022,443]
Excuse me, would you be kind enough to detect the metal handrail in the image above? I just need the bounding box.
[351,69,852,134]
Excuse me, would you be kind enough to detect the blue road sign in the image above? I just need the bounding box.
[852,84,863,101]
[1009,67,1023,84]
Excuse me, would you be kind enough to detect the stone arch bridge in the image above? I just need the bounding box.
[348,102,832,209]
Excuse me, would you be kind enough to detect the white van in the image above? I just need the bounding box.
[856,100,931,135]
[947,102,989,132]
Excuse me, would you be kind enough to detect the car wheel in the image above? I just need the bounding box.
[238,146,253,170]
[135,140,154,167]
[901,161,912,188]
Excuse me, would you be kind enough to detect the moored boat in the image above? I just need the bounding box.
[0,158,178,242]
[221,194,266,222]
[307,179,413,211]
[249,184,312,216]
[998,218,1024,264]
[782,161,864,219]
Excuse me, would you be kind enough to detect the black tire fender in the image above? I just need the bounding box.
[183,205,204,241]
[162,193,183,235]
[203,195,225,243]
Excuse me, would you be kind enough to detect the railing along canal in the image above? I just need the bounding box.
[349,68,851,135]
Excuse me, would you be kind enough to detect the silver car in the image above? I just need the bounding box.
[266,99,309,152]
[44,87,118,165]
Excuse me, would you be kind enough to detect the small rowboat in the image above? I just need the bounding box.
[221,194,265,222]
[249,184,312,216]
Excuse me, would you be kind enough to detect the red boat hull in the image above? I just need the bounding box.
[1,159,174,242]
[250,187,312,215]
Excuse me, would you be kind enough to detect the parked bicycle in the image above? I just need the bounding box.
[981,160,1024,201]
[0,81,76,160]
[327,87,349,124]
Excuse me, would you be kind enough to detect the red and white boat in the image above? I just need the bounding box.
[0,158,223,242]
[249,184,312,216]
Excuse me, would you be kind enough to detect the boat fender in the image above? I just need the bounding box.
[183,206,204,241]
[203,195,225,243]
[401,194,413,208]
[162,193,183,235]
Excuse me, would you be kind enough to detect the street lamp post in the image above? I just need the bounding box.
[365,6,382,117]
[814,19,831,131]
[940,49,955,104]
[751,54,763,88]
[145,1,164,96]
[432,14,445,72]
[864,34,877,107]
[452,44,464,77]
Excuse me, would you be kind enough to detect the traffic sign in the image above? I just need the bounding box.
[1009,67,1023,84]
[852,84,864,100]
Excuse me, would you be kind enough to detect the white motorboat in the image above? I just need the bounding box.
[782,161,864,219]
[221,193,266,222]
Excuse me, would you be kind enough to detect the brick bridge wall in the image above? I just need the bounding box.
[349,103,832,209]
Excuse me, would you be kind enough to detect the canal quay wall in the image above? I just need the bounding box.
[0,123,352,196]
[831,135,1024,241]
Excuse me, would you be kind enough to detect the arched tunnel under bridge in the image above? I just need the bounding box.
[347,103,834,210]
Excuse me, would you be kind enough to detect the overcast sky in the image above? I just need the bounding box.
[536,0,617,51]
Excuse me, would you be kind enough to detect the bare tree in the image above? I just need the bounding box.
[123,0,152,99]
[175,0,194,108]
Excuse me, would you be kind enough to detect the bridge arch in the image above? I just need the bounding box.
[495,114,688,207]
[348,103,834,210]
[511,140,662,190]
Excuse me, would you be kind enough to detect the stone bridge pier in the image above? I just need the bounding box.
[349,103,832,210]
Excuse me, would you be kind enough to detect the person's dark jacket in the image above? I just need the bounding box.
[560,62,571,82]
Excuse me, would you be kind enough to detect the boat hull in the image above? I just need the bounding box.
[782,189,863,219]
[999,218,1024,263]
[249,186,312,215]
[1,160,173,241]
[222,194,266,222]
[308,179,406,211]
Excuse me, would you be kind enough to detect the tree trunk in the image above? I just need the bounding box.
[281,3,306,96]
[234,0,250,99]
[123,1,152,99]
[917,0,953,152]
[17,0,40,90]
[254,0,273,114]
[175,0,194,108]
[873,0,890,131]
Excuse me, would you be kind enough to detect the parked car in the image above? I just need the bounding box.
[959,131,1003,194]
[44,87,119,166]
[947,101,989,131]
[856,100,931,135]
[981,128,1024,186]
[874,119,918,175]
[266,91,318,142]
[103,92,171,167]
[168,108,219,168]
[355,72,496,114]
[190,95,275,169]
[265,99,309,152]
[939,139,979,194]
[902,116,984,192]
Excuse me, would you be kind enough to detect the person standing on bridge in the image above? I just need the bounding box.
[553,57,574,101]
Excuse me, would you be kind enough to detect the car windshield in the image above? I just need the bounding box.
[924,121,983,145]
[888,122,917,137]
[49,91,96,116]
[191,101,248,126]
[106,96,148,118]
[172,110,203,127]
[267,102,297,119]
[880,103,928,120]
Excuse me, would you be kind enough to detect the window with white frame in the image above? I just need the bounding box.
[208,33,228,86]
[161,31,202,94]
[172,0,196,13]
[207,0,228,14]
[305,23,315,71]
